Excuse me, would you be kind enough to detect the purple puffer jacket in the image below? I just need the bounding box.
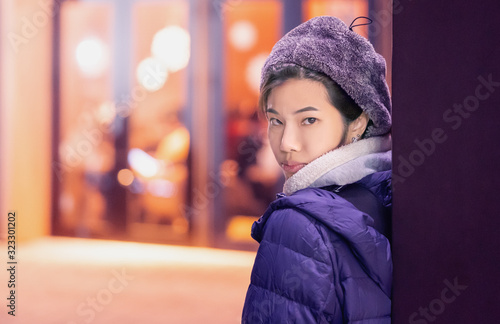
[242,171,392,323]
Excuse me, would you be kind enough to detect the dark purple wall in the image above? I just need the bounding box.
[392,0,500,323]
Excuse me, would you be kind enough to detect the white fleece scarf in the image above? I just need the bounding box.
[283,134,392,196]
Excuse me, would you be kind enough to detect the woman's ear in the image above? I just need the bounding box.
[347,112,369,142]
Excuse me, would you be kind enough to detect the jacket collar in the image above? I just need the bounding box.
[283,134,392,196]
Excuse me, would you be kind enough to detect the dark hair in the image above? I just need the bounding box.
[259,64,365,129]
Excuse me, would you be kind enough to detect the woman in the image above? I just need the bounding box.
[242,16,392,323]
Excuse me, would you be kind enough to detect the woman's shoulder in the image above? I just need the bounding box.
[356,170,392,208]
[250,189,326,241]
[251,187,368,242]
[251,189,347,269]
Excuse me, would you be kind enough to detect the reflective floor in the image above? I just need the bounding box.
[0,237,255,324]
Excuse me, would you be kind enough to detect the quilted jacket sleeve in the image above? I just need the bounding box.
[242,190,392,324]
[242,207,344,323]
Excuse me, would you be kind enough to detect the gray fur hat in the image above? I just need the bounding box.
[261,16,392,137]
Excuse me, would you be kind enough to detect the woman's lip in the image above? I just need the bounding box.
[281,162,307,174]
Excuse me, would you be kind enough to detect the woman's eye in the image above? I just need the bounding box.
[269,118,282,126]
[303,117,317,125]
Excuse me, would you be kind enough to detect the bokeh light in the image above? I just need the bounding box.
[147,179,175,198]
[117,168,135,186]
[136,57,168,92]
[151,25,190,72]
[75,37,109,78]
[228,20,257,51]
[97,101,116,125]
[246,53,268,94]
[127,148,160,178]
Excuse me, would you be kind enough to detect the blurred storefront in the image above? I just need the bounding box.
[0,0,391,249]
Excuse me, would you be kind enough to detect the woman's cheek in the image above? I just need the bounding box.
[268,130,281,155]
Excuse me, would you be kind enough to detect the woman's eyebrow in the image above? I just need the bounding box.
[266,108,279,114]
[266,106,319,115]
[294,106,319,114]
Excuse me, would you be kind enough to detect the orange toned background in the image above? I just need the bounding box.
[1,0,53,241]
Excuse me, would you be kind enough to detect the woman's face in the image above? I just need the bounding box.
[266,78,347,179]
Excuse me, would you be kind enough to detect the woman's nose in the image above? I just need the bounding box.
[280,126,300,152]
